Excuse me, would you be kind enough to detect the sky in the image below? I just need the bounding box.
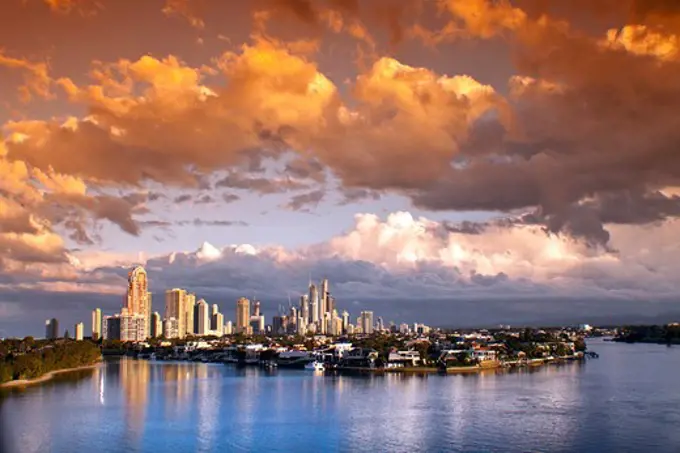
[2,0,680,337]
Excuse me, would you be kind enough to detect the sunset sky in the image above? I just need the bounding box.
[2,0,680,336]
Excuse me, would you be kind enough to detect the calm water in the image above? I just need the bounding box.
[1,339,679,453]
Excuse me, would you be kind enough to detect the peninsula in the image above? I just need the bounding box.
[0,339,101,387]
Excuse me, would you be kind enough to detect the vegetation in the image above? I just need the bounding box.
[0,338,101,384]
[614,324,680,344]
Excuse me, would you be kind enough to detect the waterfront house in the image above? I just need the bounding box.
[386,350,421,368]
[340,348,379,368]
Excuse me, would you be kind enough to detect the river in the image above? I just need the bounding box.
[1,339,679,452]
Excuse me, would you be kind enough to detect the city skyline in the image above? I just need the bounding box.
[40,264,430,341]
[2,0,680,338]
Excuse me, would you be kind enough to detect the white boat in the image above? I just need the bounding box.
[304,361,325,371]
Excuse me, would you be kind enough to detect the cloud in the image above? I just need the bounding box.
[283,189,325,211]
[215,172,311,194]
[40,0,100,15]
[0,51,53,102]
[174,194,192,204]
[4,0,680,288]
[222,193,240,203]
[4,210,680,336]
[162,0,205,29]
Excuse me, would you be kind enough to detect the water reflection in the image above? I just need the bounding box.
[2,342,680,453]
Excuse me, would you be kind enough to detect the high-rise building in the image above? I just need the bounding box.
[377,317,384,332]
[299,295,308,322]
[74,322,84,341]
[224,320,233,335]
[342,311,350,334]
[297,315,306,334]
[126,266,151,338]
[165,288,187,338]
[322,312,331,335]
[236,297,250,334]
[361,311,374,335]
[151,312,162,337]
[196,299,210,335]
[212,312,224,335]
[273,315,288,334]
[332,315,343,337]
[327,295,335,315]
[163,317,179,339]
[211,303,219,316]
[253,300,261,317]
[320,278,329,317]
[309,284,318,324]
[185,293,196,336]
[104,311,147,341]
[45,318,59,339]
[250,315,265,335]
[92,308,102,340]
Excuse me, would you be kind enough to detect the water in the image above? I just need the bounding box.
[1,339,679,453]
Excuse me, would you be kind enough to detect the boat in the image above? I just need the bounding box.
[304,361,325,371]
[262,360,278,369]
[277,350,314,369]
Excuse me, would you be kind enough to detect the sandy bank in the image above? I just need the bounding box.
[0,362,101,389]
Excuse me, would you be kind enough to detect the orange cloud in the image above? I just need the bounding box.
[603,25,680,61]
[162,0,205,29]
[0,51,53,102]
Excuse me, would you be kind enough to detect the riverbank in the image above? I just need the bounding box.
[0,362,101,389]
[333,356,585,375]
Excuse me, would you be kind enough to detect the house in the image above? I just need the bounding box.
[387,350,421,368]
[340,348,379,368]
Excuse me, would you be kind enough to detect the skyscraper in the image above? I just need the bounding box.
[361,311,374,335]
[321,278,329,317]
[212,312,224,335]
[327,295,335,315]
[163,317,179,339]
[75,322,84,340]
[196,299,210,335]
[253,300,261,317]
[165,288,187,338]
[185,293,196,336]
[151,312,162,337]
[273,315,288,334]
[104,311,146,341]
[211,303,219,316]
[45,318,59,339]
[299,295,308,322]
[91,308,102,340]
[342,310,349,334]
[250,315,265,335]
[126,266,151,338]
[236,297,250,334]
[309,284,318,324]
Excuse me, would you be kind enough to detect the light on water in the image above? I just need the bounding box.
[1,339,679,453]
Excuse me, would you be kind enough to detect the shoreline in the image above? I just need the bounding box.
[0,362,101,389]
[333,357,584,375]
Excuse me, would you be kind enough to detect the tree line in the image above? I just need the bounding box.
[0,339,101,384]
